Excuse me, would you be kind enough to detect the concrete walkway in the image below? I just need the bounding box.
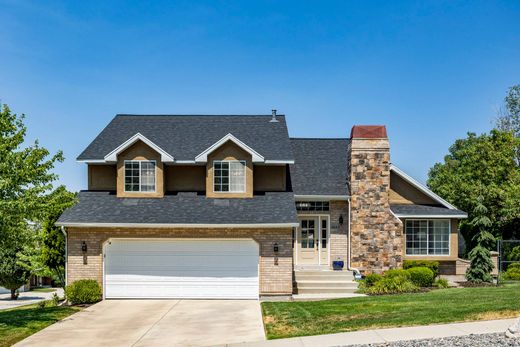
[220,318,518,347]
[0,288,63,311]
[15,299,265,347]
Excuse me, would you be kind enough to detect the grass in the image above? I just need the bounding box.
[29,288,57,293]
[0,303,80,347]
[262,283,520,339]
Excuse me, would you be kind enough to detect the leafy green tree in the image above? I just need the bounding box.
[0,103,68,298]
[0,222,32,299]
[466,197,496,283]
[427,130,520,249]
[496,84,520,138]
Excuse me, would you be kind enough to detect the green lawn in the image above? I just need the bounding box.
[262,283,520,339]
[0,303,80,347]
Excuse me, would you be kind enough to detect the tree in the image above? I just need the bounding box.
[0,103,67,298]
[427,130,520,249]
[40,187,76,286]
[496,85,520,138]
[466,197,496,283]
[0,222,32,299]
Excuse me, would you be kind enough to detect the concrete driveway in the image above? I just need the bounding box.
[15,300,265,347]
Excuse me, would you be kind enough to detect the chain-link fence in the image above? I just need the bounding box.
[497,240,520,285]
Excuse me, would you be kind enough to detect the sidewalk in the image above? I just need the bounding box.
[218,318,517,347]
[0,288,64,311]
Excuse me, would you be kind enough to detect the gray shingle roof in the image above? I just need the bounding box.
[57,191,298,225]
[289,138,349,196]
[77,115,294,161]
[390,204,467,218]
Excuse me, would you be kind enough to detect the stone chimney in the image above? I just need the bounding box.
[348,125,402,273]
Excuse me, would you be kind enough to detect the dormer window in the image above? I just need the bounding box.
[214,160,246,193]
[124,160,156,192]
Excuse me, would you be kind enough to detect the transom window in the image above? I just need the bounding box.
[296,201,330,211]
[405,220,450,255]
[124,160,156,192]
[213,160,246,193]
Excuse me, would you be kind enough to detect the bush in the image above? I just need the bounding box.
[65,279,102,305]
[366,276,419,295]
[364,273,383,287]
[507,246,520,261]
[403,260,440,278]
[37,300,46,309]
[51,292,60,307]
[407,267,435,287]
[503,263,520,281]
[383,269,411,280]
[435,278,449,288]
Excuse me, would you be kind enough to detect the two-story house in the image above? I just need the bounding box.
[57,113,467,299]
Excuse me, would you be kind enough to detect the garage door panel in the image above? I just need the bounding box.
[104,239,259,299]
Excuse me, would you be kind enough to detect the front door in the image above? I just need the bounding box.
[297,217,319,264]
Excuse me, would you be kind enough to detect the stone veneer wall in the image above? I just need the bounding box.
[66,227,293,295]
[348,137,403,273]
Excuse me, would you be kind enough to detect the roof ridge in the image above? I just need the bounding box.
[115,114,286,117]
[290,137,349,140]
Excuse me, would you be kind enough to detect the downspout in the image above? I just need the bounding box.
[346,197,361,277]
[61,226,67,286]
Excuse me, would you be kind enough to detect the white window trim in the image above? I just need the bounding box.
[213,160,247,193]
[124,160,157,193]
[404,219,451,257]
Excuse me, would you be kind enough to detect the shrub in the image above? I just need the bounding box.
[403,260,440,278]
[435,278,449,288]
[364,273,383,287]
[503,263,520,281]
[507,246,520,261]
[65,279,102,305]
[51,292,60,307]
[407,267,435,287]
[383,269,411,280]
[366,276,419,295]
[37,300,46,309]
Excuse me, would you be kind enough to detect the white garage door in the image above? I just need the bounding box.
[104,239,259,299]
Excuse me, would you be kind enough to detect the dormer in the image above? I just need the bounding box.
[106,133,172,198]
[195,134,262,198]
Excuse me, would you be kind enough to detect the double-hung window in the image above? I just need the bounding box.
[213,160,246,193]
[405,220,450,255]
[124,160,156,192]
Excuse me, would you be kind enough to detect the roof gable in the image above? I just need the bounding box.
[195,133,264,163]
[103,133,174,163]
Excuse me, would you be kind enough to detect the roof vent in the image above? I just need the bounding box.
[270,109,279,123]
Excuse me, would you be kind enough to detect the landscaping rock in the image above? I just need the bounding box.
[349,333,520,346]
[506,318,520,339]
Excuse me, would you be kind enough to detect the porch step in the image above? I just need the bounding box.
[296,287,360,294]
[296,281,359,289]
[293,270,359,295]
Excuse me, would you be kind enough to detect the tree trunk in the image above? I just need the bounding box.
[10,289,17,300]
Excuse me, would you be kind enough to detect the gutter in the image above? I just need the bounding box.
[61,226,67,287]
[347,197,361,277]
[55,222,300,229]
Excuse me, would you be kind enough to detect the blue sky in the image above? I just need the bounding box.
[1,0,519,192]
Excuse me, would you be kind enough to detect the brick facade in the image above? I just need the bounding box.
[66,227,293,295]
[348,135,403,273]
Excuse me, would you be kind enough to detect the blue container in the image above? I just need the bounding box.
[332,260,344,270]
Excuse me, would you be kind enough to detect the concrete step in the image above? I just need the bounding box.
[296,281,359,289]
[294,272,355,281]
[296,286,360,294]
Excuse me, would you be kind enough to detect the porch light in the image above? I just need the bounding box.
[82,241,88,253]
[339,215,344,225]
[273,242,279,253]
